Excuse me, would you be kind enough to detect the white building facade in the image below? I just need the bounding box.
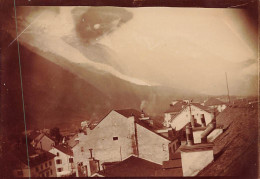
[164,103,214,131]
[73,109,171,177]
[49,146,75,177]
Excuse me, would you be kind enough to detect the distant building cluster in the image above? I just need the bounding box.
[8,97,257,177]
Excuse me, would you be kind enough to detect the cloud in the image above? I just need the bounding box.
[73,7,133,44]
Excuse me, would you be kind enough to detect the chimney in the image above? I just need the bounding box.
[185,123,194,146]
[201,122,216,143]
[190,115,195,128]
[200,114,206,127]
[86,148,100,176]
[180,119,215,176]
[89,148,93,159]
[141,110,145,118]
[179,142,214,176]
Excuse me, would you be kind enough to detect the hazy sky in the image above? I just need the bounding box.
[14,7,258,96]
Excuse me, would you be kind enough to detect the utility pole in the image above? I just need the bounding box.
[225,72,231,104]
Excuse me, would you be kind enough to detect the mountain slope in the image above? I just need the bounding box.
[1,31,204,134]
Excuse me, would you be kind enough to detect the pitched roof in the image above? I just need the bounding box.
[93,109,172,141]
[67,134,79,148]
[155,167,183,177]
[198,107,258,177]
[27,130,41,141]
[191,103,214,113]
[12,145,56,167]
[204,98,226,106]
[136,119,172,141]
[165,101,188,113]
[168,103,212,124]
[155,152,183,177]
[34,133,55,146]
[116,109,172,141]
[114,109,142,118]
[98,156,162,177]
[54,144,73,156]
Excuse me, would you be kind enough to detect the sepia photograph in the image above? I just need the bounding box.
[0,0,258,178]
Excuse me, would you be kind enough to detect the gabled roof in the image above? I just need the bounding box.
[114,109,142,118]
[97,156,162,177]
[165,101,188,113]
[92,109,172,141]
[191,103,214,113]
[67,134,79,148]
[169,103,212,124]
[12,145,56,167]
[54,144,73,156]
[27,130,42,141]
[136,119,172,141]
[204,98,226,106]
[34,133,55,146]
[115,109,172,141]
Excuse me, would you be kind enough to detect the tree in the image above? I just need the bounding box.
[50,127,62,143]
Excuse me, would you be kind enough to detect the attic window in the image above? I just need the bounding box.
[57,152,59,156]
[113,137,118,141]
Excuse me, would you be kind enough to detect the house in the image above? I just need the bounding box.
[157,120,218,177]
[73,109,172,177]
[10,145,57,177]
[164,100,214,130]
[203,97,227,112]
[31,133,55,152]
[49,144,75,177]
[92,155,162,177]
[67,134,79,149]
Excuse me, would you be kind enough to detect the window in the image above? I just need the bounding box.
[35,167,39,172]
[57,152,59,156]
[69,158,73,163]
[17,170,23,176]
[81,147,84,152]
[49,161,52,166]
[57,168,63,172]
[162,144,166,151]
[50,169,53,175]
[45,162,48,168]
[113,137,118,141]
[56,159,62,164]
